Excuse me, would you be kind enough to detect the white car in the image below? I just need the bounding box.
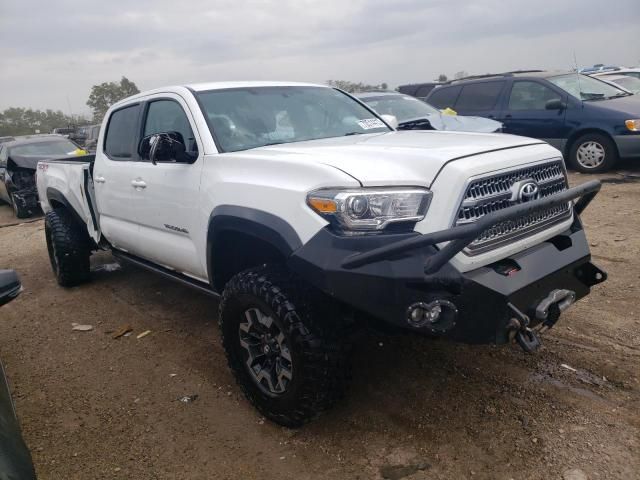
[35,81,606,426]
[592,71,640,94]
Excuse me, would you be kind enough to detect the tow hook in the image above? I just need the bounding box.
[535,289,576,331]
[507,302,541,353]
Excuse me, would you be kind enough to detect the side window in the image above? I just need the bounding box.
[427,86,461,109]
[456,82,504,111]
[143,100,198,154]
[0,147,6,167]
[104,104,140,159]
[508,81,561,110]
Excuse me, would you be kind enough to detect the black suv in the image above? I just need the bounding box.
[425,71,640,172]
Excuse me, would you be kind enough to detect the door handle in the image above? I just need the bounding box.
[94,175,106,184]
[131,179,147,189]
[505,114,513,119]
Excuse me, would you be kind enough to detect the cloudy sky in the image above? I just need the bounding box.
[1,0,639,115]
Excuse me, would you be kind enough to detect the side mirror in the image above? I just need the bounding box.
[545,99,567,111]
[380,114,399,130]
[139,132,192,164]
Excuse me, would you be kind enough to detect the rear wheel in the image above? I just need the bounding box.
[45,209,91,287]
[219,265,351,427]
[568,133,618,173]
[10,193,30,219]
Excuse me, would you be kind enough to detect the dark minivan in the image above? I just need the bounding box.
[426,71,640,172]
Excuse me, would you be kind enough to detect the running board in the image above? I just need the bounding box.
[111,250,219,298]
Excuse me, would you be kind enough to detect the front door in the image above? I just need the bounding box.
[129,95,206,280]
[499,80,568,150]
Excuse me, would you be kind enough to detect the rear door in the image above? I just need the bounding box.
[498,79,568,149]
[93,103,144,253]
[128,94,207,280]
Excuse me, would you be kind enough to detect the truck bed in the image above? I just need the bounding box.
[36,156,100,244]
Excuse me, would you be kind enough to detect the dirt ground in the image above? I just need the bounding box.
[0,167,638,480]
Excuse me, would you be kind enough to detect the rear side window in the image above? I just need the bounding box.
[104,104,140,159]
[508,81,561,110]
[415,84,436,98]
[455,82,504,111]
[427,86,461,109]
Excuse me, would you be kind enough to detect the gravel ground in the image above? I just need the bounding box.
[0,168,638,480]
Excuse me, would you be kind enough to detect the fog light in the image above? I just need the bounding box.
[406,300,458,332]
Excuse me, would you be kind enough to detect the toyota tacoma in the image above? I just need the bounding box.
[35,81,606,426]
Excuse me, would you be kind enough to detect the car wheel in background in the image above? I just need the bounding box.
[44,209,91,287]
[10,193,30,219]
[219,265,352,427]
[568,133,618,173]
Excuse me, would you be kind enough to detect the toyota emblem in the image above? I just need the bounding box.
[518,181,540,203]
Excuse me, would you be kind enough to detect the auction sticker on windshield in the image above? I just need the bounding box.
[357,118,386,130]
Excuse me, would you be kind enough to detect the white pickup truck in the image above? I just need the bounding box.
[36,81,606,426]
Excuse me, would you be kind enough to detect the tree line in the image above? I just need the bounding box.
[0,77,140,137]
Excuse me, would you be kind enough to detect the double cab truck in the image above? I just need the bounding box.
[36,81,606,426]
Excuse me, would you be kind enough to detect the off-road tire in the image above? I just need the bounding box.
[44,209,91,287]
[219,265,351,427]
[568,133,618,173]
[10,193,30,219]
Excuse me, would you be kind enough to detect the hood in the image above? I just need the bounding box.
[229,131,545,186]
[400,114,501,133]
[433,113,502,133]
[583,94,640,116]
[7,154,51,170]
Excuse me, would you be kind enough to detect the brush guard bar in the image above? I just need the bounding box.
[342,180,601,273]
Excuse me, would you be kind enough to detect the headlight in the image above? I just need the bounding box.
[625,119,640,131]
[307,188,432,233]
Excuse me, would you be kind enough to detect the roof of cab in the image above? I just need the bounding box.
[110,81,328,110]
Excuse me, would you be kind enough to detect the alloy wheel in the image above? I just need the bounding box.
[238,307,293,395]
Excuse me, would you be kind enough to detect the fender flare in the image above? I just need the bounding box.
[206,206,302,286]
[46,187,86,228]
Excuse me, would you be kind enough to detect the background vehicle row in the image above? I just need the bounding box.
[424,71,640,173]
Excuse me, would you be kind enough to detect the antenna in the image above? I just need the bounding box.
[573,51,583,102]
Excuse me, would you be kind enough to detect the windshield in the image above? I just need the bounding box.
[359,95,440,122]
[9,139,80,156]
[196,86,390,153]
[548,73,628,101]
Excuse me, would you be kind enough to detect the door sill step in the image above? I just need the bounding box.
[111,250,219,298]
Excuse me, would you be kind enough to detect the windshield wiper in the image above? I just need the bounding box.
[610,92,631,98]
[581,92,605,101]
[398,118,434,130]
[344,132,363,136]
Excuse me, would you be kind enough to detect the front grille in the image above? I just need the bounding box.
[456,160,571,254]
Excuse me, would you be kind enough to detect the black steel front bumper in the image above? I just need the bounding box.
[288,180,606,344]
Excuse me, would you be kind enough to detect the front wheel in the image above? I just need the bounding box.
[45,209,91,287]
[219,265,351,427]
[568,133,618,173]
